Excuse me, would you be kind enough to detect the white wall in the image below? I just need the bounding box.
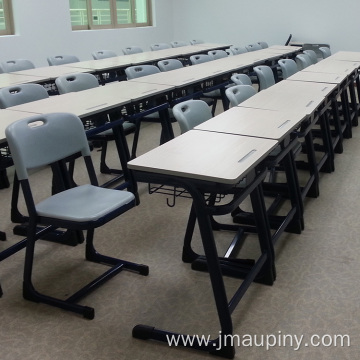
[2,0,359,68]
[172,0,360,53]
[0,0,174,67]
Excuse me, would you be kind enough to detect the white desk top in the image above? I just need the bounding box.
[330,51,360,62]
[287,71,347,84]
[65,57,134,71]
[191,43,232,50]
[269,79,337,97]
[128,129,277,184]
[303,60,360,74]
[13,65,91,81]
[268,45,302,52]
[0,73,47,89]
[9,89,129,118]
[239,86,322,115]
[195,107,305,141]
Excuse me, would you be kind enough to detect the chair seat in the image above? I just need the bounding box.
[36,184,135,221]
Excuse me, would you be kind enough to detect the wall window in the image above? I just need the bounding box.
[0,0,13,35]
[69,0,152,30]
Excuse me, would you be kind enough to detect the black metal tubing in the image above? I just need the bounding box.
[131,167,275,358]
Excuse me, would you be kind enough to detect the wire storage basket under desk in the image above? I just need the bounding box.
[148,183,225,207]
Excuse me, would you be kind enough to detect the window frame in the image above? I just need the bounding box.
[70,0,152,31]
[0,0,14,36]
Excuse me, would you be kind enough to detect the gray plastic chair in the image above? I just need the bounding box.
[122,46,143,55]
[55,72,136,169]
[207,50,228,60]
[125,64,175,149]
[253,65,276,90]
[47,55,80,66]
[125,64,160,79]
[278,59,299,79]
[170,40,189,48]
[190,39,204,45]
[157,59,183,72]
[245,43,262,52]
[230,73,252,86]
[172,99,212,134]
[303,50,318,64]
[0,59,35,73]
[0,83,49,108]
[229,46,248,55]
[295,53,312,70]
[91,50,117,60]
[319,46,331,59]
[189,54,221,115]
[258,41,269,49]
[5,112,148,319]
[0,83,49,191]
[189,54,212,65]
[150,43,171,51]
[225,85,257,107]
[55,72,99,94]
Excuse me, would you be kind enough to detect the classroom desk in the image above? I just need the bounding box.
[195,106,306,241]
[128,129,278,358]
[330,51,360,62]
[0,72,46,89]
[302,59,360,128]
[287,70,355,139]
[13,64,92,80]
[239,79,338,198]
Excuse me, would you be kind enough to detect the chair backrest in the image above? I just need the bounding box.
[253,65,275,90]
[230,73,252,86]
[295,53,312,70]
[208,50,228,60]
[229,46,248,55]
[47,55,80,66]
[125,65,160,79]
[0,83,49,108]
[0,59,35,73]
[225,85,257,107]
[277,59,298,79]
[157,59,183,72]
[5,112,91,181]
[150,43,171,51]
[92,50,117,60]
[190,39,204,45]
[245,43,262,52]
[170,40,188,48]
[303,50,318,64]
[55,73,99,94]
[172,99,212,134]
[189,54,211,65]
[319,46,331,59]
[122,46,143,55]
[257,41,269,49]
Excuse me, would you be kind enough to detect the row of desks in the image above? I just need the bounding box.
[126,52,360,358]
[0,44,302,91]
[0,44,340,356]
